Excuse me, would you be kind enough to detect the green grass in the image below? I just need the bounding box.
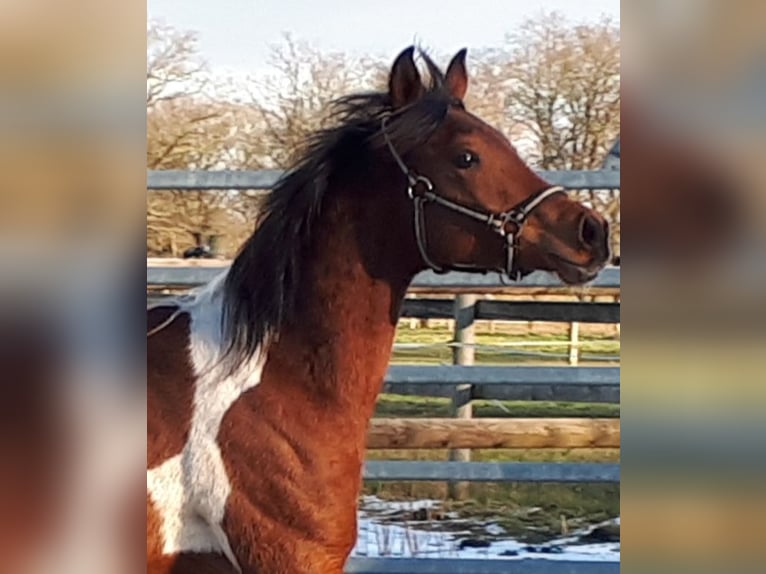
[392,326,619,366]
[367,394,620,540]
[375,393,619,418]
[382,324,620,418]
[363,475,619,542]
[363,445,620,542]
[366,401,620,538]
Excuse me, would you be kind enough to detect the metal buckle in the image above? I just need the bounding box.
[407,175,434,199]
[488,210,523,238]
[508,209,526,225]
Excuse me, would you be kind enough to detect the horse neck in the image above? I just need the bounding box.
[265,175,418,419]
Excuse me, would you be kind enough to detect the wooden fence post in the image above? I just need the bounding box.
[408,294,418,329]
[568,321,580,366]
[448,293,476,500]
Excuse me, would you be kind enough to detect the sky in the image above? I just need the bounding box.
[148,0,620,76]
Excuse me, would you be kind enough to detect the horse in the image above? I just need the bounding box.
[147,46,611,574]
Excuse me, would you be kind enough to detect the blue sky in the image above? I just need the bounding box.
[148,0,619,75]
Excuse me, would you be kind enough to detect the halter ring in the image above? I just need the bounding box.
[407,175,434,199]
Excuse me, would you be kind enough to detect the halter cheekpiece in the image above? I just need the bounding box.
[380,115,565,280]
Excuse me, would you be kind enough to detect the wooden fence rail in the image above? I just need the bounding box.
[367,418,620,449]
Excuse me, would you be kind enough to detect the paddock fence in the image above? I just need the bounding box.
[147,169,620,574]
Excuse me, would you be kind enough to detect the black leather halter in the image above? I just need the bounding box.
[381,116,565,280]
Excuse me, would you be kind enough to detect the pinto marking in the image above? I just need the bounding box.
[147,273,267,572]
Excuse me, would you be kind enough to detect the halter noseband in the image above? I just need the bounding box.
[381,116,565,280]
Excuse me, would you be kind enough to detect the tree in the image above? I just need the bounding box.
[478,12,620,170]
[244,33,386,167]
[147,22,257,256]
[145,28,386,256]
[147,21,225,170]
[145,21,620,258]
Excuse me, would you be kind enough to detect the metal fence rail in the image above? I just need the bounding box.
[345,558,619,574]
[147,264,621,291]
[363,461,619,482]
[400,298,620,322]
[387,365,619,386]
[383,365,619,404]
[149,290,620,323]
[147,169,620,191]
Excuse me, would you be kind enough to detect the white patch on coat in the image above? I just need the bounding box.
[147,271,267,572]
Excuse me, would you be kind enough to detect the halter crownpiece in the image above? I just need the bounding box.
[380,116,565,280]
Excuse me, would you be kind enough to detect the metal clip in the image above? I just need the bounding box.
[407,175,434,199]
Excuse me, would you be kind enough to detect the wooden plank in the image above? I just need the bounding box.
[367,418,620,449]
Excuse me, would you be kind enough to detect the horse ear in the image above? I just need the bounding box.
[389,46,424,108]
[445,48,468,100]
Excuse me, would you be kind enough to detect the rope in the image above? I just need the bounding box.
[146,304,184,337]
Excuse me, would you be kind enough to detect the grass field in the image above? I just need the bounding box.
[363,324,620,542]
[374,393,619,418]
[391,325,620,366]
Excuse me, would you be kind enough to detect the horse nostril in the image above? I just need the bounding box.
[578,213,604,250]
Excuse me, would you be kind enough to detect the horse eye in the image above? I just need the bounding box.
[455,151,479,169]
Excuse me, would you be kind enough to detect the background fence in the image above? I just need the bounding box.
[147,169,620,573]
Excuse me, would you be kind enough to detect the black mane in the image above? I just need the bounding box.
[220,52,454,373]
